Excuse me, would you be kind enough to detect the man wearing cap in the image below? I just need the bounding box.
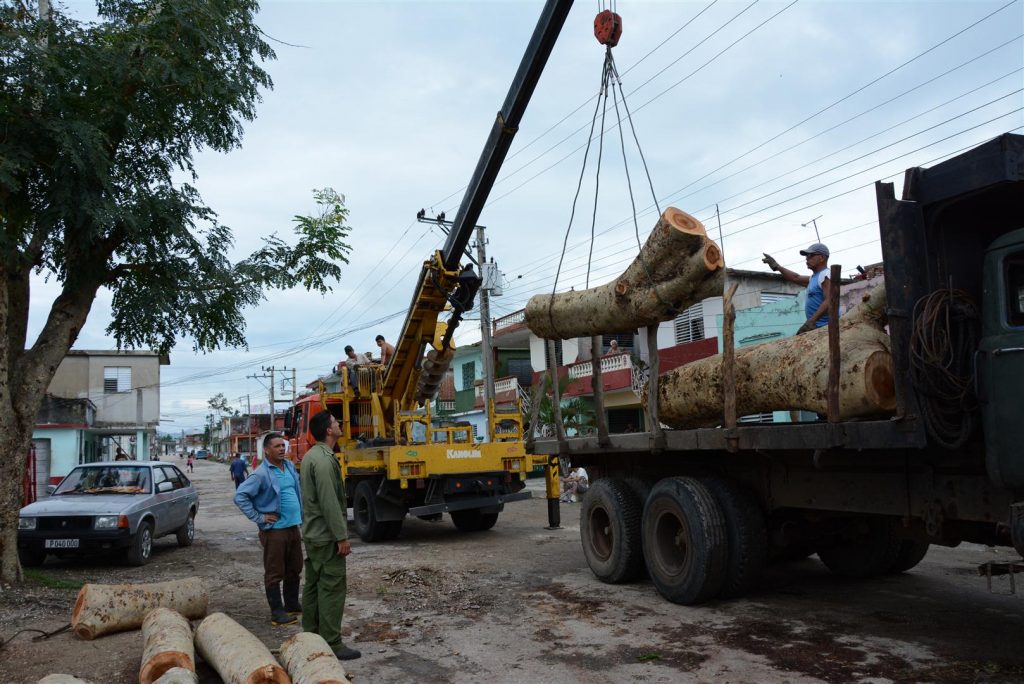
[762,243,833,335]
[337,345,371,392]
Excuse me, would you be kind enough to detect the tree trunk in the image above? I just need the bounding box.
[524,207,724,339]
[152,668,198,684]
[0,263,105,586]
[652,285,895,427]
[0,426,33,585]
[194,612,290,684]
[71,577,208,640]
[279,632,352,684]
[139,608,195,684]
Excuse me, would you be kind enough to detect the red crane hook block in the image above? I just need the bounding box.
[594,9,622,47]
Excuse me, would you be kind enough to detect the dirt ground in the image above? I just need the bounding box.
[2,458,1024,684]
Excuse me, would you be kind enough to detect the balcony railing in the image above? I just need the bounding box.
[566,352,632,380]
[474,375,521,398]
[492,310,525,335]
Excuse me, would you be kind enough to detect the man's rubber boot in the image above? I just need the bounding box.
[265,584,297,626]
[333,644,362,661]
[282,579,303,616]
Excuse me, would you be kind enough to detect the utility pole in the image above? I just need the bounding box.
[475,225,496,442]
[802,215,823,242]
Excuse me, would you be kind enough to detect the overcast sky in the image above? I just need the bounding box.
[30,0,1024,433]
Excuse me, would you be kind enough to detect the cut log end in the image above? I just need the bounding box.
[703,242,724,270]
[141,653,193,684]
[663,207,707,237]
[245,665,291,684]
[864,350,896,411]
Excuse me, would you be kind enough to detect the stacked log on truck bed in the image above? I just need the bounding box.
[524,205,896,428]
[652,284,896,427]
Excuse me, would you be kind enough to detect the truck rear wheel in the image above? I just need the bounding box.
[817,516,901,578]
[702,477,767,599]
[451,509,499,532]
[353,480,398,542]
[888,539,929,573]
[642,477,727,605]
[580,478,645,584]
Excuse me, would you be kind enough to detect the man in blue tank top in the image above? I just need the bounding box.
[762,243,833,334]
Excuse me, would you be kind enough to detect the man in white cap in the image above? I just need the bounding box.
[762,243,833,334]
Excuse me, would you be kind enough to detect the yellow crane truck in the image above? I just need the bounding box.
[283,0,575,541]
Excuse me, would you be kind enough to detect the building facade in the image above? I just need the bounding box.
[33,350,168,486]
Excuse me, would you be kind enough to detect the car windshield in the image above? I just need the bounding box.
[54,466,152,495]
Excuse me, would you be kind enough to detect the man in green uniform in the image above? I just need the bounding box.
[300,410,361,661]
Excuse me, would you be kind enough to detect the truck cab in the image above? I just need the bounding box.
[978,228,1024,492]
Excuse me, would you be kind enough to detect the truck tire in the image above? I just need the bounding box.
[817,516,901,578]
[888,539,929,573]
[642,477,727,605]
[702,477,767,599]
[352,480,394,542]
[451,509,499,532]
[579,478,645,584]
[126,520,153,566]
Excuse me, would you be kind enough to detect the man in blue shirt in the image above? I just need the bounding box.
[763,243,834,334]
[233,432,303,626]
[229,453,249,489]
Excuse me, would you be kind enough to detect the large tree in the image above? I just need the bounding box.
[0,1,351,584]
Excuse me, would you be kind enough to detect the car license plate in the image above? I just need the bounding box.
[44,539,79,549]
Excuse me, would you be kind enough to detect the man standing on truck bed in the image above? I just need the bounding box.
[300,410,361,661]
[233,432,304,626]
[763,243,834,334]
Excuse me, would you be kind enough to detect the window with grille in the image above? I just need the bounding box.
[760,292,797,305]
[673,302,705,344]
[461,362,476,390]
[103,367,131,393]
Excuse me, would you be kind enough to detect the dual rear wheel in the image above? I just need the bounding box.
[579,475,767,604]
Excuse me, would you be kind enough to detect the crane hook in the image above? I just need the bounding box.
[594,9,622,47]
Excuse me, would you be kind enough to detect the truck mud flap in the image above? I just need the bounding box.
[408,491,532,518]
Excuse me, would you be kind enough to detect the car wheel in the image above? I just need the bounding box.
[176,511,196,548]
[18,547,46,568]
[127,521,154,566]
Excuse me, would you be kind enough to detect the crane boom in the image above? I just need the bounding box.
[382,0,574,412]
[442,0,575,270]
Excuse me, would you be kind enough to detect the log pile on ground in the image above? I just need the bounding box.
[280,632,352,684]
[152,668,198,684]
[652,284,896,427]
[139,608,196,684]
[524,207,724,339]
[71,578,208,640]
[194,612,290,684]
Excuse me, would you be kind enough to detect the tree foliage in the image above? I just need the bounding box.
[0,0,352,585]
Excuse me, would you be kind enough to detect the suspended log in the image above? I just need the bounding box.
[652,284,895,427]
[194,613,290,684]
[153,668,199,684]
[139,608,195,684]
[524,207,724,339]
[71,577,208,640]
[279,632,352,684]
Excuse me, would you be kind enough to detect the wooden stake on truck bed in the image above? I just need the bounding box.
[722,283,740,451]
[590,335,611,446]
[828,264,842,423]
